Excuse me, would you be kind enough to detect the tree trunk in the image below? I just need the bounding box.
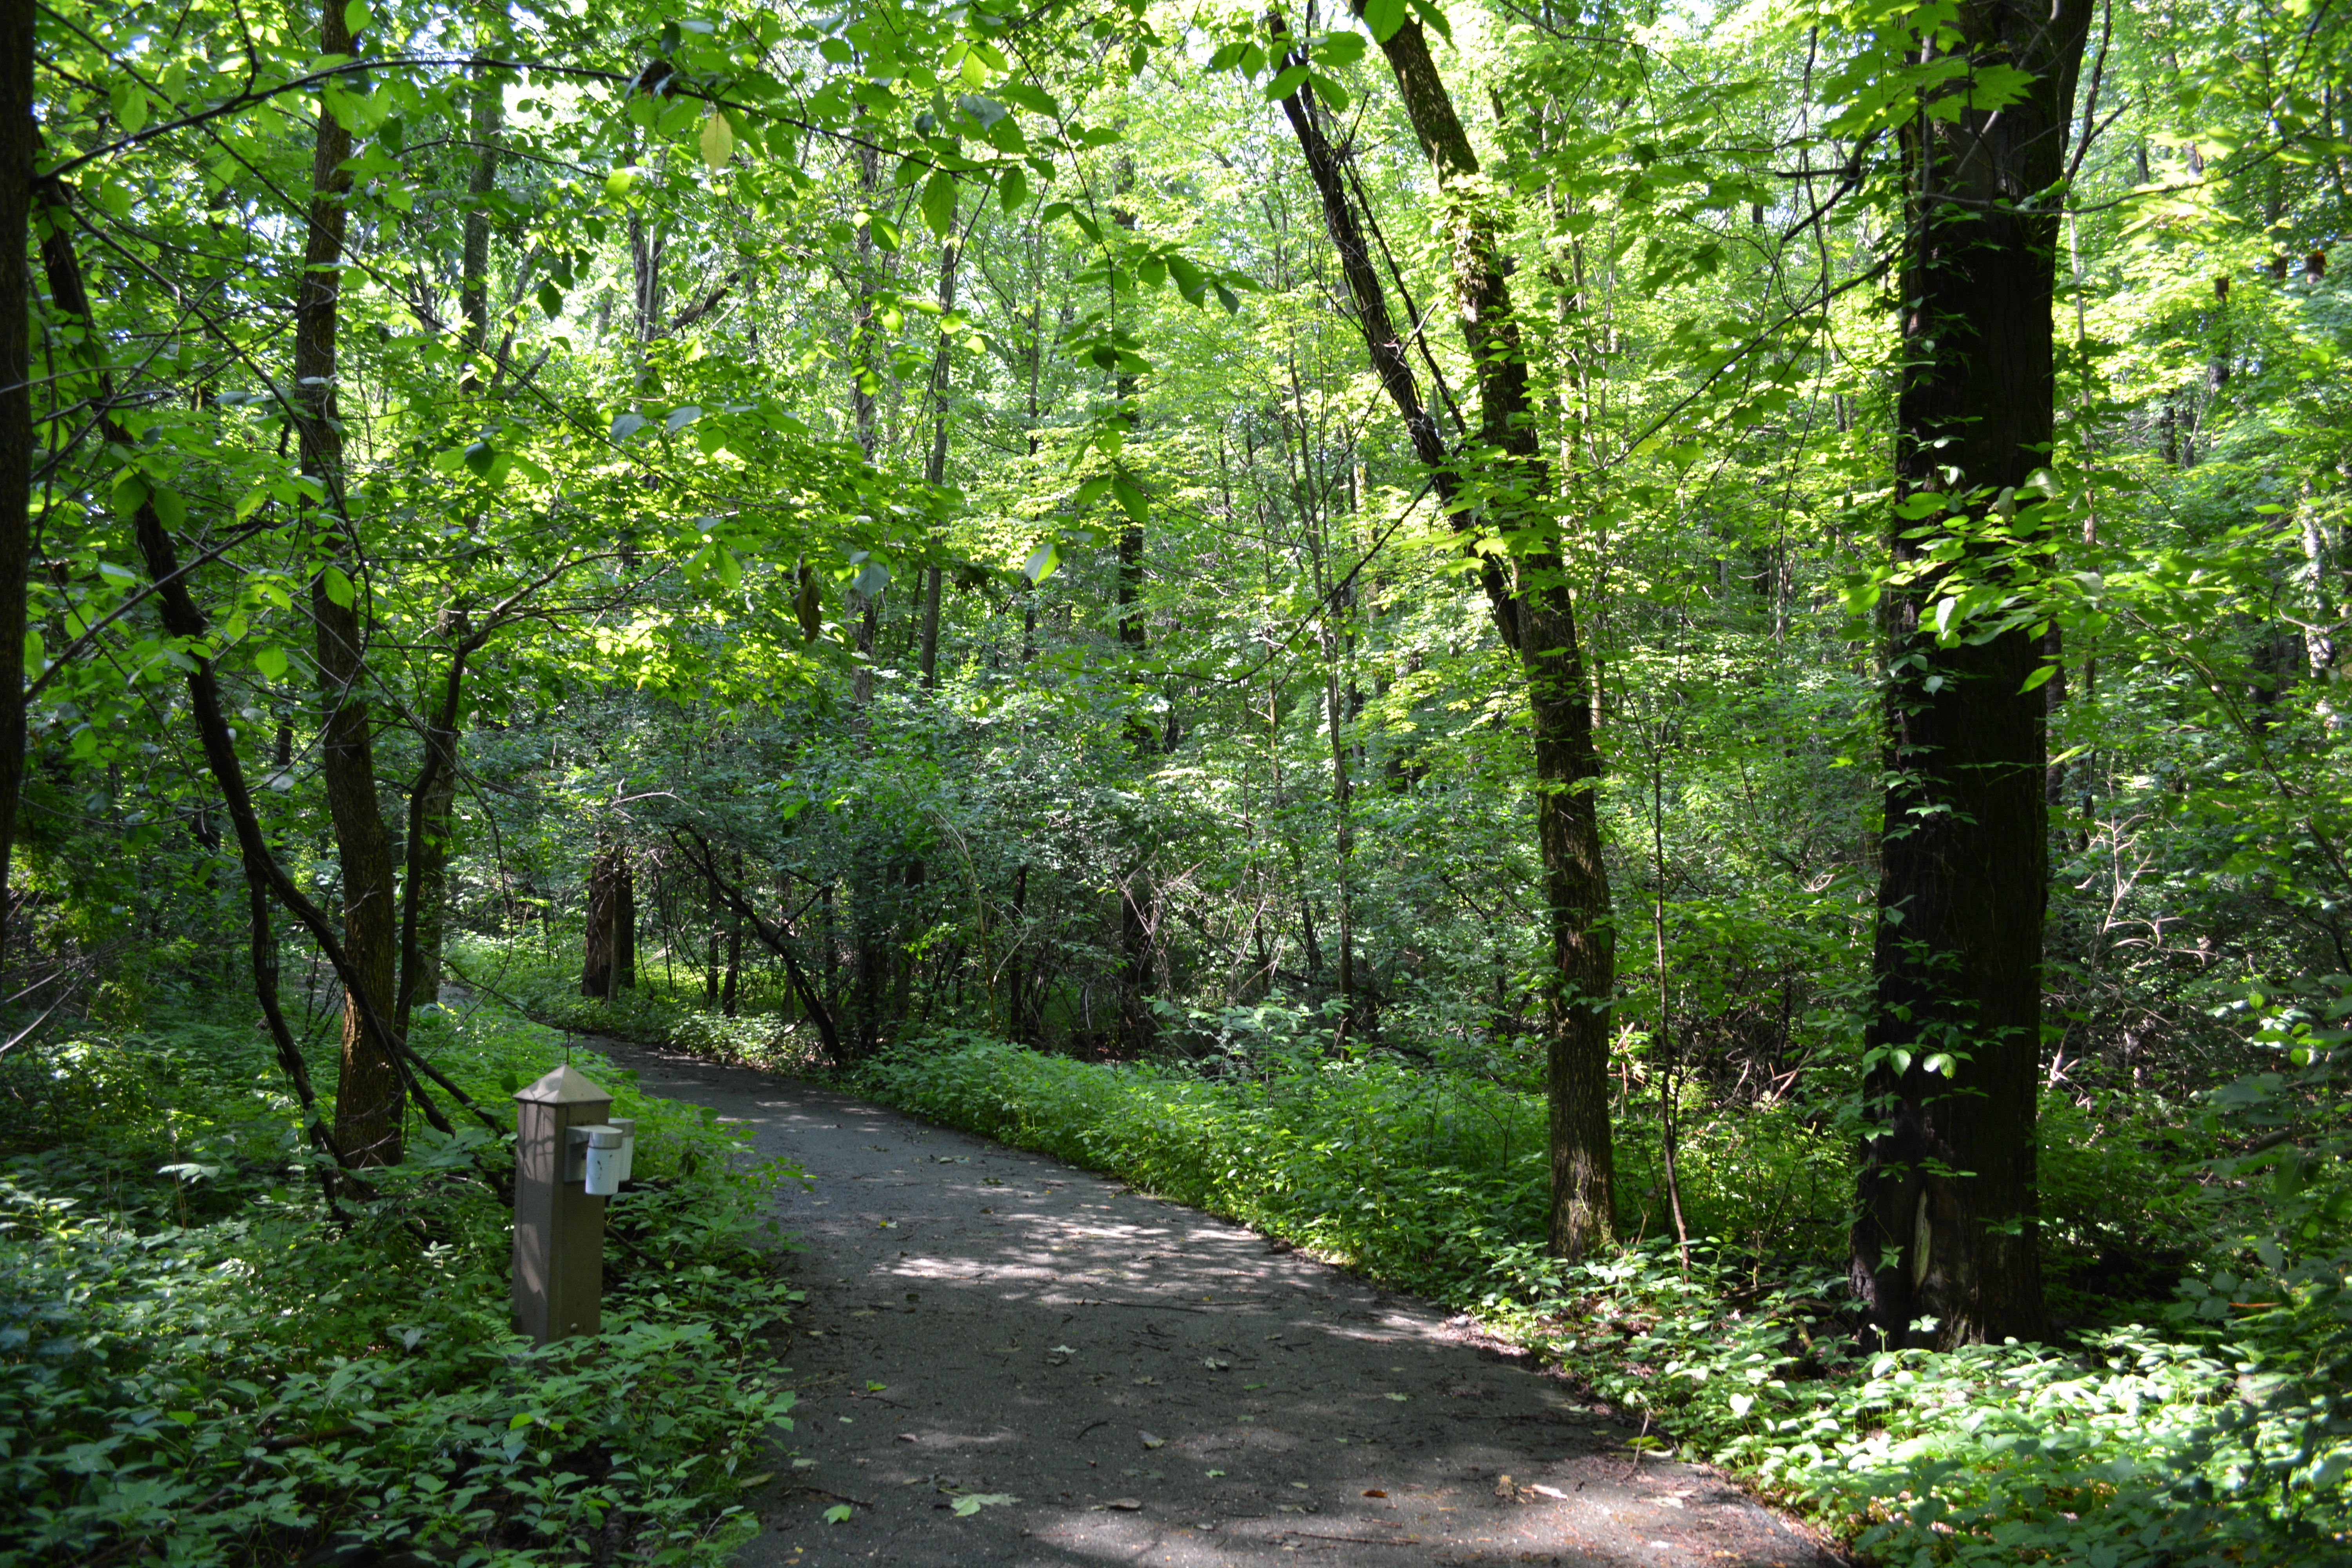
[296,0,402,1167]
[1005,862,1029,1041]
[404,733,458,1017]
[920,233,958,690]
[0,0,31,919]
[1851,0,2088,1348]
[1292,11,1618,1256]
[583,845,632,998]
[459,57,501,387]
[721,899,744,1016]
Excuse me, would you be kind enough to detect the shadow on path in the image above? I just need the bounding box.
[592,1039,1844,1568]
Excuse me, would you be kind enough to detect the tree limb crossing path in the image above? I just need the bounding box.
[597,1040,1845,1568]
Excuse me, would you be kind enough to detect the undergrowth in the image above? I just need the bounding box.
[0,983,806,1568]
[449,935,819,1073]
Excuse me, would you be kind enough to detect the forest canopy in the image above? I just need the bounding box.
[2,0,2348,1560]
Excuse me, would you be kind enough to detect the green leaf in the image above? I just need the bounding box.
[1406,0,1452,42]
[998,82,1057,116]
[252,646,288,680]
[1263,64,1312,101]
[23,628,44,671]
[148,485,187,530]
[320,565,356,609]
[699,111,735,171]
[1111,474,1148,524]
[537,281,564,318]
[1361,0,1408,42]
[1214,281,1240,314]
[998,165,1029,213]
[342,0,372,34]
[611,412,649,442]
[715,547,742,591]
[1310,73,1350,113]
[112,84,150,136]
[666,405,703,434]
[1314,32,1367,67]
[956,94,1008,129]
[921,171,958,237]
[1022,541,1061,583]
[2020,662,2059,693]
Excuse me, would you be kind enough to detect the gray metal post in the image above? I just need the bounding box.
[512,1063,612,1344]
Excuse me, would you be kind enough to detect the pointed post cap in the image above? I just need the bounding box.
[515,1063,613,1105]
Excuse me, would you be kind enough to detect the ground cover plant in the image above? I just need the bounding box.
[0,983,804,1568]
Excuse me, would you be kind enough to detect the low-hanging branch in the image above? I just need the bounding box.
[667,826,844,1064]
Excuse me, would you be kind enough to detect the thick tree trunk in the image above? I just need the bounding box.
[0,0,31,918]
[295,0,402,1166]
[1851,0,2089,1348]
[1292,13,1617,1256]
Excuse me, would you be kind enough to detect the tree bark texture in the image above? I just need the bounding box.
[0,0,31,916]
[1292,12,1617,1257]
[920,234,958,690]
[458,57,501,387]
[295,1,403,1167]
[1851,0,2090,1347]
[582,845,635,998]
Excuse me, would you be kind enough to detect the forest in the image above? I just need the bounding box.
[0,0,2347,1560]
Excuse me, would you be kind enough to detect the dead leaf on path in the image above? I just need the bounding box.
[1530,1484,1567,1500]
[1362,1488,1387,1498]
[1094,1498,1143,1511]
[1139,1432,1165,1449]
[895,1434,917,1443]
[1202,1357,1230,1370]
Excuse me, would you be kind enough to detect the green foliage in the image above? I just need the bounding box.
[0,997,803,1568]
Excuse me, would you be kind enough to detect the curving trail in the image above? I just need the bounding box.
[592,1038,1844,1568]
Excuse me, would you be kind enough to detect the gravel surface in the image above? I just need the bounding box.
[592,1038,1845,1568]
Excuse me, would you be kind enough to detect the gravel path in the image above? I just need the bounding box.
[592,1039,1844,1568]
